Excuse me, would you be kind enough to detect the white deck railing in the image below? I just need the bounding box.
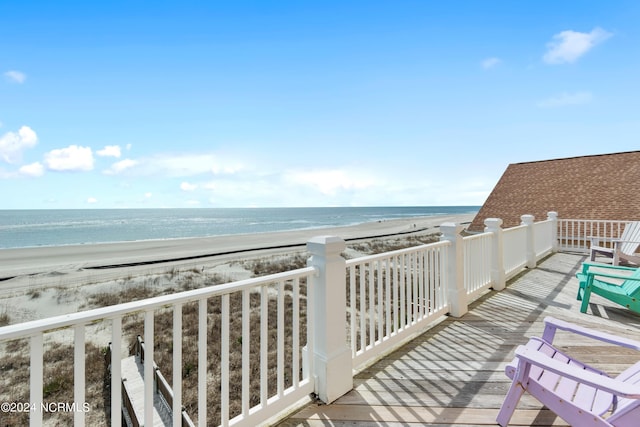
[533,217,556,259]
[503,225,528,279]
[346,242,449,370]
[462,232,492,300]
[558,218,631,252]
[0,211,563,427]
[0,266,317,427]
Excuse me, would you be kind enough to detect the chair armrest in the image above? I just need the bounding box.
[542,316,640,351]
[587,235,615,243]
[587,270,640,282]
[579,262,637,275]
[581,262,637,272]
[514,345,640,399]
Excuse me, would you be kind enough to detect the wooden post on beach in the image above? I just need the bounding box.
[306,235,353,403]
[521,214,537,268]
[484,218,506,291]
[440,223,467,317]
[548,211,559,252]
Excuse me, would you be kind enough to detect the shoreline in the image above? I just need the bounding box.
[0,213,475,279]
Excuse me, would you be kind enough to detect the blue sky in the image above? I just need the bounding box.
[1,1,639,209]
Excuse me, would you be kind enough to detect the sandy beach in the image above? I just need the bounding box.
[0,213,475,279]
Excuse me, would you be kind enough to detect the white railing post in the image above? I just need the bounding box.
[548,211,559,252]
[521,214,536,268]
[440,223,467,317]
[306,235,353,403]
[484,218,505,291]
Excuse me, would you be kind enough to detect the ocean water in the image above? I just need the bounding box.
[0,206,479,249]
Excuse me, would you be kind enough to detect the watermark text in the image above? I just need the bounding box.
[1,401,90,413]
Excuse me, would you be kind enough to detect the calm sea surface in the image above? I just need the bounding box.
[0,207,479,249]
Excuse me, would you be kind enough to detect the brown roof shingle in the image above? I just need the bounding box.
[468,151,640,232]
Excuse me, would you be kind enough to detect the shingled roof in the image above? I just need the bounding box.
[468,151,640,232]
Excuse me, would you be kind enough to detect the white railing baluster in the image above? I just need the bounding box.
[392,255,399,335]
[221,294,230,427]
[30,333,43,427]
[277,281,285,398]
[74,325,86,427]
[349,265,356,355]
[111,317,122,427]
[399,253,406,331]
[418,252,424,318]
[430,250,436,311]
[411,252,420,324]
[292,279,300,389]
[358,265,365,353]
[305,278,314,384]
[376,261,383,343]
[173,303,183,427]
[144,310,154,427]
[405,253,411,324]
[241,289,250,416]
[198,298,207,427]
[385,259,391,337]
[260,285,268,406]
[368,263,374,347]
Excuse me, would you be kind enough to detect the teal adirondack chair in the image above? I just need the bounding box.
[576,262,640,314]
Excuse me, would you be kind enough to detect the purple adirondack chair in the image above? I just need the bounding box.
[497,317,640,427]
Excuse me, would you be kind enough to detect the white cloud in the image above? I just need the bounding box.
[87,197,98,204]
[543,27,612,64]
[4,70,26,84]
[44,145,94,171]
[103,158,139,175]
[144,192,152,198]
[97,145,121,158]
[537,91,593,108]
[284,169,375,196]
[0,125,38,164]
[118,153,247,177]
[180,182,198,192]
[19,162,45,177]
[167,154,244,176]
[481,57,501,69]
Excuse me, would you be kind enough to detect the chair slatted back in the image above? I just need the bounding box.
[620,221,640,256]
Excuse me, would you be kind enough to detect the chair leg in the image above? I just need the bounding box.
[580,286,592,313]
[496,379,525,427]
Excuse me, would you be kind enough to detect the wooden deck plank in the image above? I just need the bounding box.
[277,252,640,426]
[279,404,566,425]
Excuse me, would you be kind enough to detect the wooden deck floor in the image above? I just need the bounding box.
[277,252,640,426]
